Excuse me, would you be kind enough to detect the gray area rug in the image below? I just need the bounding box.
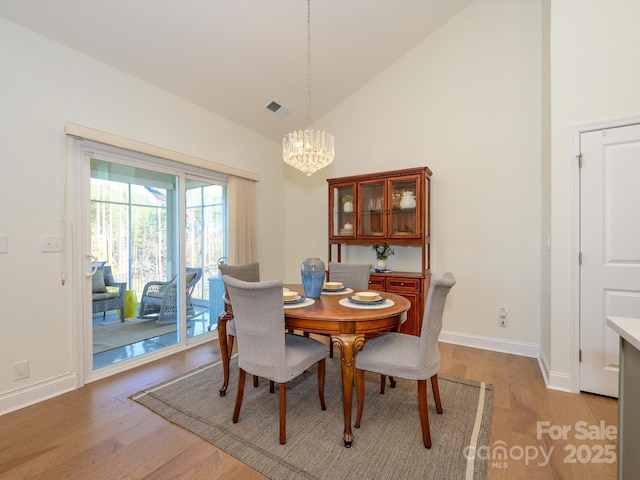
[93,317,176,354]
[133,355,492,479]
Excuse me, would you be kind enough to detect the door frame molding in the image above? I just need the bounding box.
[570,114,640,393]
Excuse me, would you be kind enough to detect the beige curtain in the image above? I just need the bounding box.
[227,175,257,264]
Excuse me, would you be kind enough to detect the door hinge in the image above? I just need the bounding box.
[579,252,582,265]
[579,349,582,362]
[577,153,583,168]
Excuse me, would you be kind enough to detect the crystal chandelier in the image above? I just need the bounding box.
[283,0,335,176]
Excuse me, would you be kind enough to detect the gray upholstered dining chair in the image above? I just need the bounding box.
[328,261,372,289]
[324,262,372,357]
[222,275,327,444]
[218,262,261,390]
[354,272,456,448]
[218,262,260,361]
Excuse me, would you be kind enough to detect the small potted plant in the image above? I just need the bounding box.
[371,243,394,271]
[342,194,354,213]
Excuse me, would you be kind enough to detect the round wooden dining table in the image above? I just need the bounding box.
[217,284,410,447]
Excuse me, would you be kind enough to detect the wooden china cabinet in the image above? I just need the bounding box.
[327,167,432,336]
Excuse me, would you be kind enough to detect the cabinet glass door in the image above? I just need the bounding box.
[389,176,420,237]
[330,183,355,238]
[359,180,385,237]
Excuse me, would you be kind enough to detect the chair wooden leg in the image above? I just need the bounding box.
[232,368,247,424]
[417,379,432,448]
[253,376,259,388]
[318,358,326,410]
[219,326,231,397]
[389,376,397,388]
[226,335,235,361]
[431,374,443,414]
[355,368,365,428]
[379,374,386,394]
[279,382,286,444]
[329,340,334,358]
[269,380,275,393]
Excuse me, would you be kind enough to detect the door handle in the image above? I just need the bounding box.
[86,254,98,276]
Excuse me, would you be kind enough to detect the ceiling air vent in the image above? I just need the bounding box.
[265,100,289,117]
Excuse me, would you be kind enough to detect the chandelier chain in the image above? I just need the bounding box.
[306,0,312,128]
[282,0,334,176]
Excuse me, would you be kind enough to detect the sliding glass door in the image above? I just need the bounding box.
[85,149,226,373]
[91,159,181,368]
[185,176,227,338]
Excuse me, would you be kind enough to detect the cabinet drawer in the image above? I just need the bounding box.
[386,277,420,292]
[367,277,385,290]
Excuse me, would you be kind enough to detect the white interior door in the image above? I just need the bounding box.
[580,123,640,397]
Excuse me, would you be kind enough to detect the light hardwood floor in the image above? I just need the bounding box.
[0,341,617,479]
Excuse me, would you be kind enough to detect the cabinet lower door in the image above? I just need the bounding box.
[395,291,421,336]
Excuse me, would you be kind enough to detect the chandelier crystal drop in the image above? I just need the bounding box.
[282,0,335,176]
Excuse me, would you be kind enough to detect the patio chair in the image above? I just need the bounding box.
[137,267,203,324]
[92,265,126,322]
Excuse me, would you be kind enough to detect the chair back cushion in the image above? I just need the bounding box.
[186,267,203,284]
[222,275,285,378]
[219,262,260,283]
[92,268,107,293]
[328,262,371,290]
[418,272,456,372]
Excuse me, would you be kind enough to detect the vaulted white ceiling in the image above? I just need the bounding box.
[0,0,471,142]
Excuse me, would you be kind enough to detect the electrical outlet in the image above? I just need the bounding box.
[13,361,29,380]
[41,235,62,252]
[498,308,507,327]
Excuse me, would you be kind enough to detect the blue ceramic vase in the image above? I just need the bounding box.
[301,257,325,299]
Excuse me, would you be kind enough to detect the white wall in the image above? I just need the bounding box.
[548,0,640,389]
[0,18,283,412]
[283,0,640,392]
[284,0,543,356]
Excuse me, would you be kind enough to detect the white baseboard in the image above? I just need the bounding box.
[545,370,573,392]
[440,330,577,393]
[532,344,574,392]
[0,372,78,416]
[439,330,540,358]
[537,346,551,386]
